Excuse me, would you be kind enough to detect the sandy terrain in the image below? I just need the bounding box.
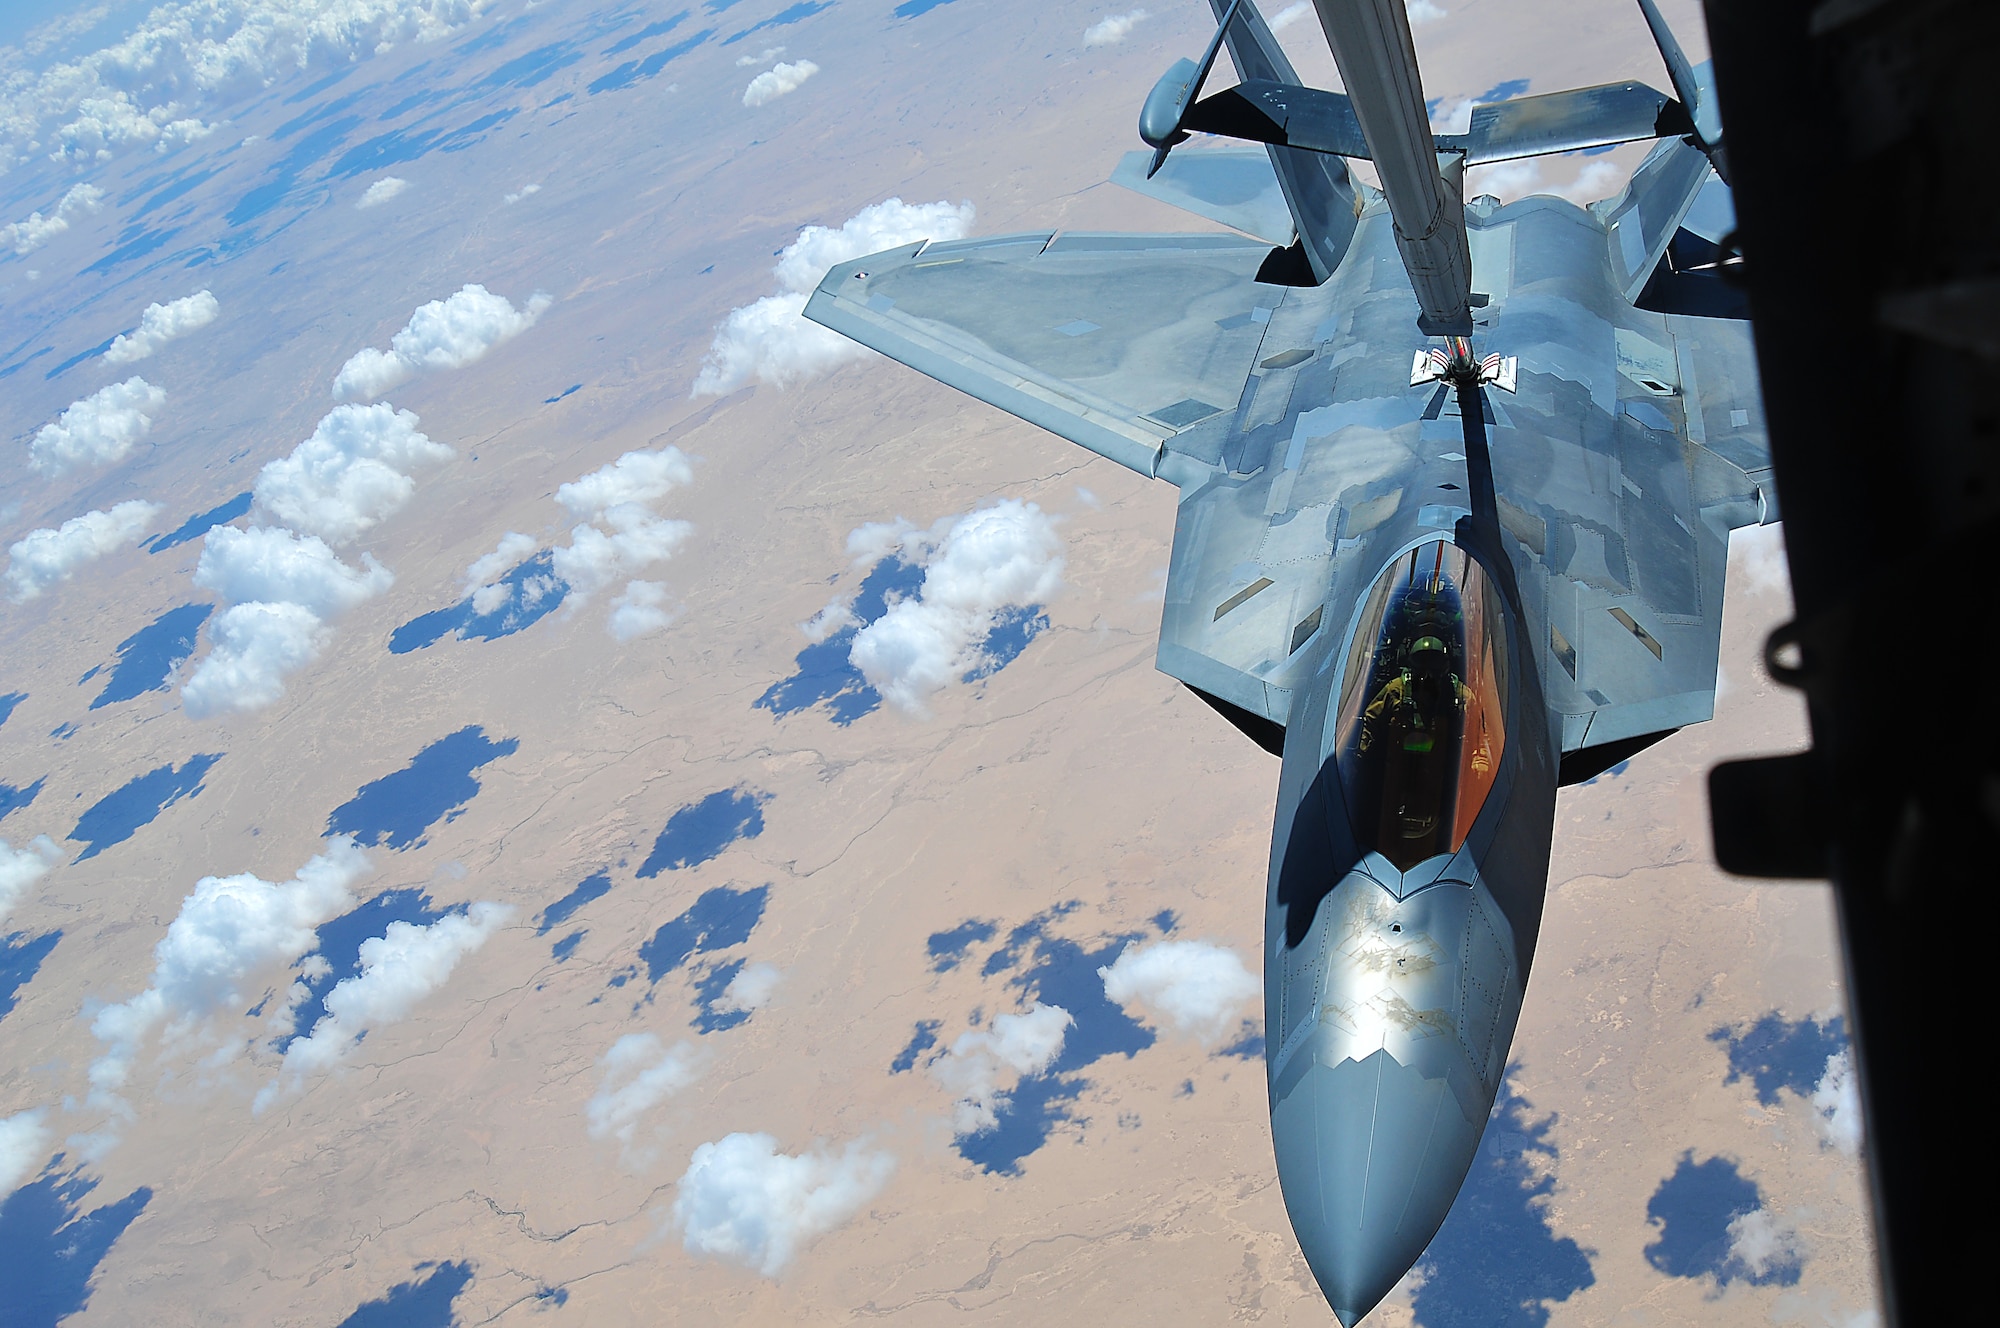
[0,1,1876,1324]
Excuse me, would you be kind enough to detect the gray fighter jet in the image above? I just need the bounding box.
[805,1,1769,1320]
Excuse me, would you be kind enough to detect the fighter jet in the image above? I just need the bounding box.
[805,1,1768,1320]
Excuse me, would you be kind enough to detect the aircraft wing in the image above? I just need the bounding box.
[803,231,1282,481]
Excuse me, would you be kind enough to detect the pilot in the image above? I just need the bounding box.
[1357,634,1470,755]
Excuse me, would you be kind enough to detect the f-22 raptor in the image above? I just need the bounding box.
[806,1,1769,1319]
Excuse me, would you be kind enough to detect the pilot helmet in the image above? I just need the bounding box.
[1408,634,1448,679]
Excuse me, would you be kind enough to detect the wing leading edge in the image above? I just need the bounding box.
[803,230,1278,482]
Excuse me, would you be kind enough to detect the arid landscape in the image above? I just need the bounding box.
[1,1,1876,1323]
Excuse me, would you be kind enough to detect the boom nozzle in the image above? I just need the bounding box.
[1310,0,1474,335]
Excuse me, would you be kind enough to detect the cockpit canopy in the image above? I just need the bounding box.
[1333,541,1509,871]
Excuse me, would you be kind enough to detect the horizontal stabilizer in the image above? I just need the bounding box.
[1111,146,1297,246]
[1178,78,1689,167]
[1439,80,1690,164]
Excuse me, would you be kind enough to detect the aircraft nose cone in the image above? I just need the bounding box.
[1271,1048,1486,1324]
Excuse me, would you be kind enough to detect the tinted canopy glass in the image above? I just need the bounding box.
[1334,541,1509,870]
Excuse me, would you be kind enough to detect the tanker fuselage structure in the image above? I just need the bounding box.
[804,1,1764,1321]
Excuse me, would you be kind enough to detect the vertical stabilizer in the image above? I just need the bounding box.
[1206,0,1360,284]
[1310,0,1472,334]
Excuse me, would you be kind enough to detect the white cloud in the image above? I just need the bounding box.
[801,597,857,642]
[28,377,167,476]
[1098,939,1260,1043]
[253,402,453,545]
[848,499,1063,714]
[736,45,785,67]
[104,290,220,363]
[1084,10,1149,46]
[1463,155,1626,206]
[503,183,539,204]
[2,2,490,168]
[1810,1048,1862,1156]
[586,1033,702,1155]
[87,839,373,1114]
[179,601,330,718]
[257,901,508,1108]
[1556,160,1624,205]
[1407,0,1446,24]
[1729,520,1791,601]
[673,1132,894,1276]
[458,447,696,637]
[692,197,975,396]
[551,508,691,600]
[555,447,694,520]
[462,532,540,600]
[1269,2,1313,31]
[2,184,104,256]
[742,59,818,107]
[4,500,160,602]
[930,1002,1072,1136]
[356,176,408,209]
[0,836,61,923]
[1726,1206,1804,1280]
[333,283,551,400]
[0,1110,49,1196]
[607,580,672,640]
[844,518,917,567]
[182,525,393,716]
[193,525,393,617]
[714,962,781,1015]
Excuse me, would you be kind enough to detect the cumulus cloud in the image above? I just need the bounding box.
[253,402,453,544]
[2,184,104,256]
[459,446,694,639]
[87,839,373,1114]
[2,1,490,168]
[464,531,538,611]
[552,510,690,600]
[333,283,551,400]
[742,59,818,107]
[930,1002,1072,1136]
[193,525,392,617]
[179,601,330,718]
[257,901,508,1109]
[847,499,1064,714]
[4,501,160,602]
[1810,1049,1862,1156]
[0,1110,50,1196]
[1726,1206,1805,1282]
[503,183,539,204]
[736,45,785,67]
[586,1033,702,1157]
[0,836,60,923]
[714,962,781,1015]
[181,525,393,717]
[691,197,975,396]
[607,580,672,640]
[1099,939,1260,1043]
[673,1132,895,1276]
[1084,10,1149,45]
[801,598,858,642]
[356,176,408,208]
[1269,2,1313,31]
[555,447,694,519]
[1462,155,1625,206]
[104,290,220,363]
[1730,521,1791,600]
[28,377,167,476]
